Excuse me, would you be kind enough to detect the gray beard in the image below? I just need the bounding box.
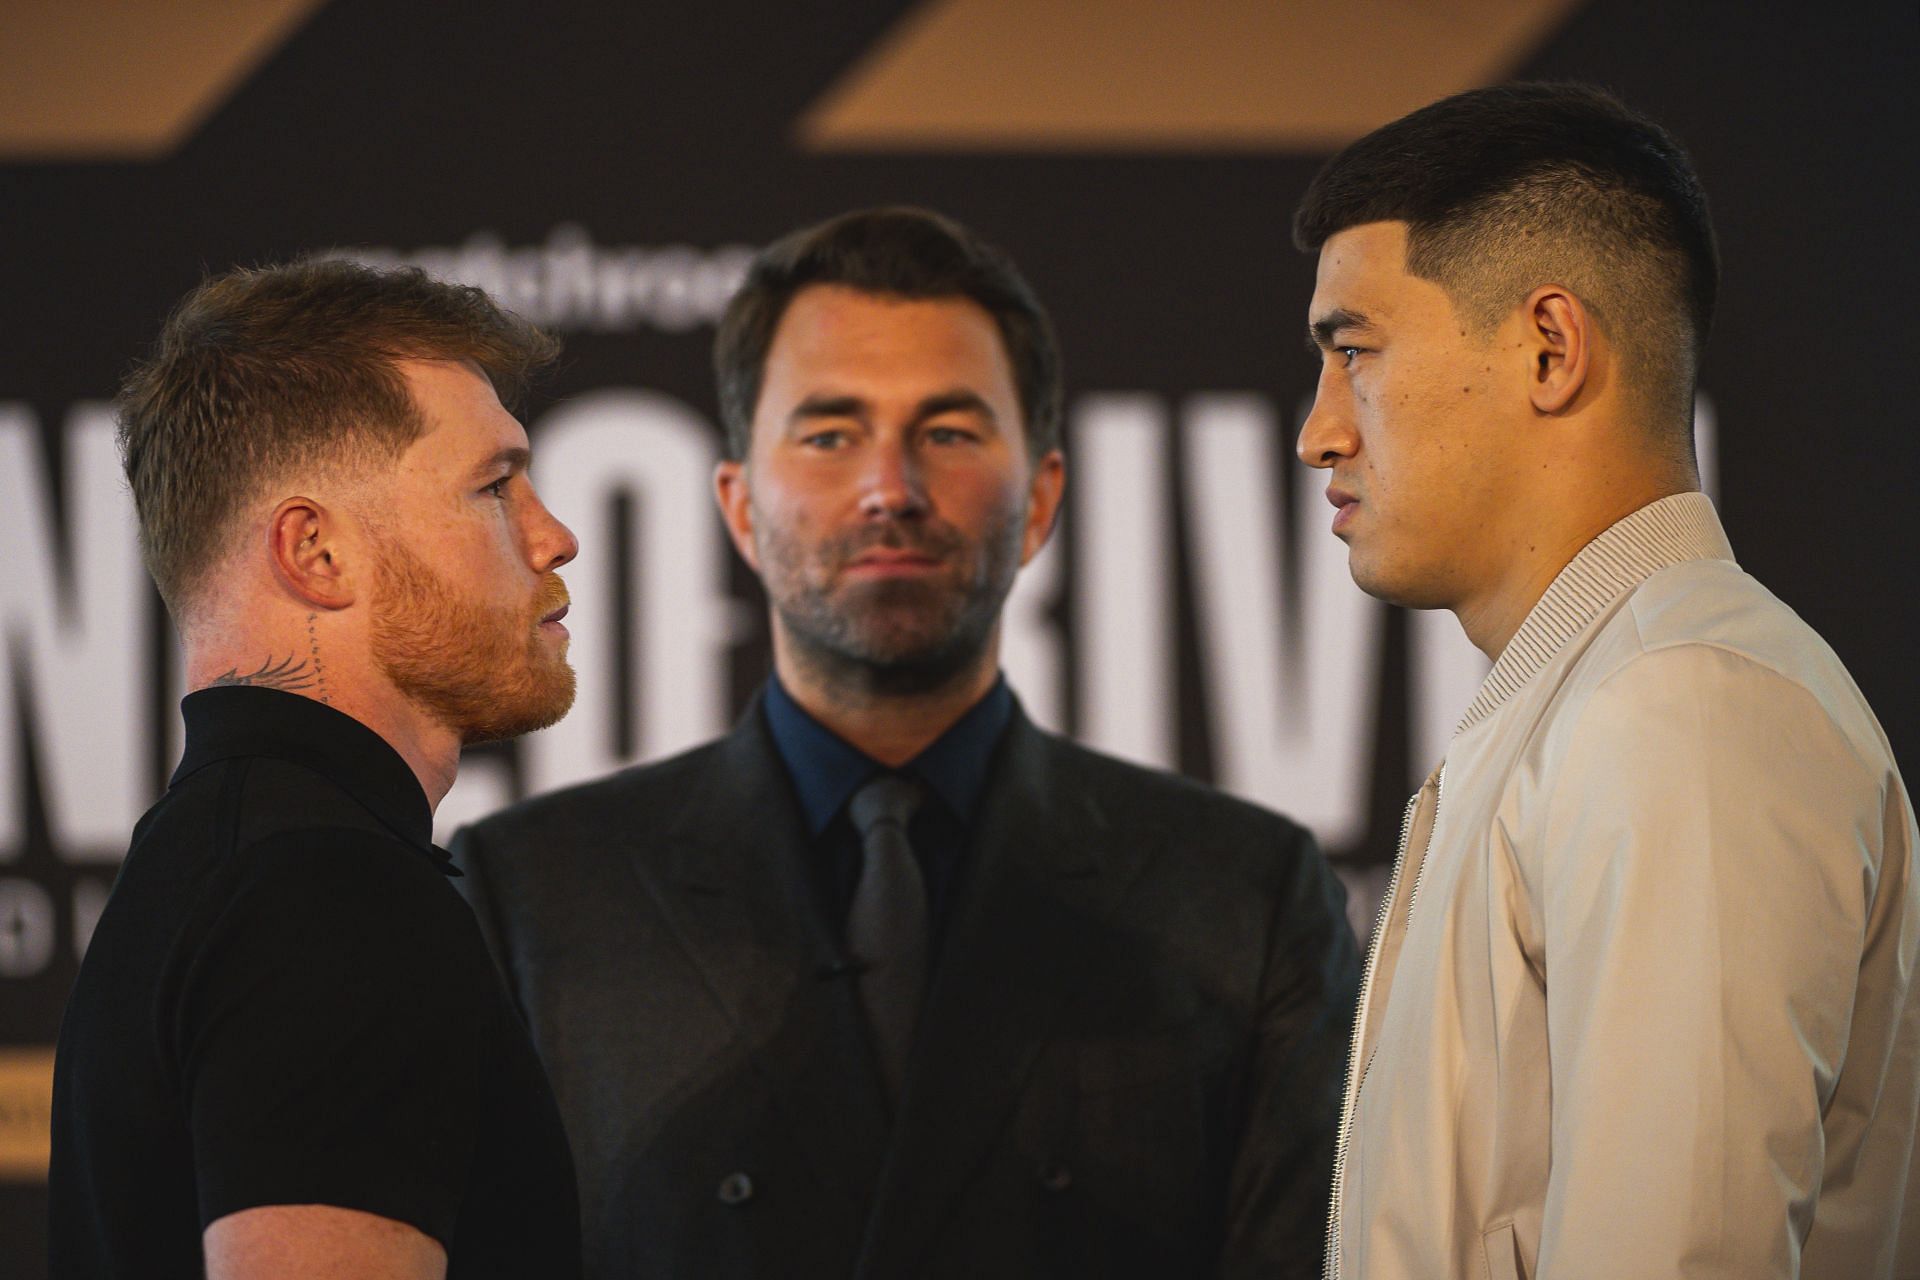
[760,511,1024,699]
[777,580,1002,698]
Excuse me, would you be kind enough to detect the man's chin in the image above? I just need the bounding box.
[835,575,956,611]
[835,612,977,668]
[1347,558,1448,612]
[455,663,578,746]
[779,609,976,682]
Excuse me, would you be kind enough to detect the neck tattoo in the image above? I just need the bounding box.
[208,654,316,693]
[307,611,330,704]
[206,614,331,702]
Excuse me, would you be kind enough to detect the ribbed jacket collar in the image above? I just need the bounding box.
[1457,492,1734,733]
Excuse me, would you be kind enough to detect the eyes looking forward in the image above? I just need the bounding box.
[795,420,987,452]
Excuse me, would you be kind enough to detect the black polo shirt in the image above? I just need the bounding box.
[48,686,581,1278]
[761,673,1013,953]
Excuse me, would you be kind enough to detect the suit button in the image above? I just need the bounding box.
[1041,1165,1072,1193]
[718,1172,754,1205]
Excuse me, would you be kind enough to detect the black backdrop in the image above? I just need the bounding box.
[2,1,1915,1267]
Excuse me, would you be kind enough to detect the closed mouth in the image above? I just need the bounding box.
[847,550,942,571]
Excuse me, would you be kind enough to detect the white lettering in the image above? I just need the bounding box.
[345,227,757,334]
[520,391,738,795]
[0,405,149,860]
[1002,526,1066,734]
[1071,395,1176,768]
[0,385,1726,876]
[1410,608,1488,776]
[1182,394,1382,848]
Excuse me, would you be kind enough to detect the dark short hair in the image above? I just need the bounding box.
[1294,82,1718,438]
[118,258,559,620]
[713,207,1062,460]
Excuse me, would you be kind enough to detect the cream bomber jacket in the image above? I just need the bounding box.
[1330,493,1919,1279]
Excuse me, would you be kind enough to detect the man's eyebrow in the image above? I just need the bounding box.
[1307,308,1376,353]
[913,389,997,427]
[472,446,530,478]
[788,393,868,424]
[785,389,1000,427]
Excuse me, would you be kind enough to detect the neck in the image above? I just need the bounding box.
[347,698,462,810]
[1456,473,1696,659]
[772,628,1001,767]
[184,637,462,810]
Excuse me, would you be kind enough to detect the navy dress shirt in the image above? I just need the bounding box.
[761,674,1013,956]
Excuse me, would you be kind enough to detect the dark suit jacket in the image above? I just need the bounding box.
[452,696,1359,1279]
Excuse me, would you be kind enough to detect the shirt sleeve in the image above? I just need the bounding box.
[1533,643,1884,1278]
[173,829,494,1245]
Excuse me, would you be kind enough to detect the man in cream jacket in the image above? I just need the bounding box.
[1293,82,1917,1278]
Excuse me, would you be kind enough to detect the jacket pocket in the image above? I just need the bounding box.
[1481,1222,1523,1280]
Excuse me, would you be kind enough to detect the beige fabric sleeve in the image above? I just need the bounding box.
[1534,643,1882,1279]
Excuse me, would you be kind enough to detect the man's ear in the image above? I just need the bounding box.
[1020,449,1067,566]
[712,459,760,572]
[1525,285,1593,415]
[267,498,355,609]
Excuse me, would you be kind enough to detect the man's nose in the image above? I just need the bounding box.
[528,494,579,571]
[858,438,929,519]
[1295,375,1357,470]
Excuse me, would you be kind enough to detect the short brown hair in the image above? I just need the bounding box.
[713,207,1062,460]
[118,258,559,619]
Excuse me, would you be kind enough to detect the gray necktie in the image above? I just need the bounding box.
[846,773,928,1108]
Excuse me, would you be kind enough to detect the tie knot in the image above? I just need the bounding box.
[849,773,925,839]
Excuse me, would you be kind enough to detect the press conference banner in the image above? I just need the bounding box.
[2,1,1914,1268]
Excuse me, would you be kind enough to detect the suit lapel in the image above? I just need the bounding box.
[627,699,891,1214]
[854,712,1157,1277]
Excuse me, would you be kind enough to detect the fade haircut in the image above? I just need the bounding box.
[118,259,559,621]
[1293,82,1718,446]
[714,206,1063,460]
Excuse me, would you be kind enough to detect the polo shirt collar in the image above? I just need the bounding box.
[762,673,1014,835]
[1458,491,1735,733]
[173,686,441,862]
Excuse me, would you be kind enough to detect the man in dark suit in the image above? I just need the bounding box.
[452,207,1360,1278]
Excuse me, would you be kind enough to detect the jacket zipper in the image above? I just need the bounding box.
[1324,764,1444,1280]
[1405,764,1444,917]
